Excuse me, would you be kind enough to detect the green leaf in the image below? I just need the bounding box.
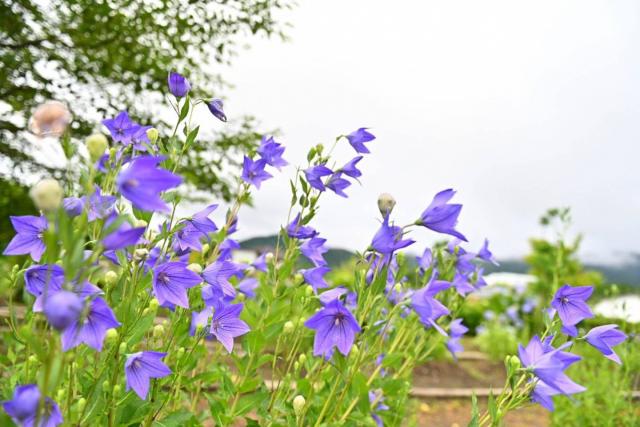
[468,392,479,427]
[488,388,498,424]
[153,410,197,426]
[234,391,269,417]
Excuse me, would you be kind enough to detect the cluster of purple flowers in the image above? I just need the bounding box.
[241,135,288,189]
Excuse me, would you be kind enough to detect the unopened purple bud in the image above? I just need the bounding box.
[63,197,83,217]
[207,99,227,122]
[44,290,83,330]
[167,72,190,98]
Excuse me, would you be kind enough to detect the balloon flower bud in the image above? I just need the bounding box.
[283,321,295,334]
[265,252,274,263]
[149,298,159,311]
[377,193,396,217]
[187,263,203,274]
[298,354,307,365]
[43,290,83,330]
[304,285,314,297]
[133,248,149,262]
[30,178,63,212]
[104,271,118,287]
[153,324,165,338]
[85,133,108,162]
[105,328,119,343]
[292,395,306,417]
[146,127,159,144]
[118,342,127,354]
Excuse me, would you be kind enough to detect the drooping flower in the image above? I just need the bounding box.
[84,186,116,222]
[2,384,63,426]
[43,290,84,331]
[207,99,227,122]
[252,253,269,273]
[63,196,83,217]
[411,272,451,335]
[304,298,361,357]
[340,156,363,179]
[304,165,333,191]
[202,261,246,300]
[451,271,476,296]
[152,262,202,308]
[302,266,331,292]
[3,215,48,261]
[446,319,469,359]
[257,136,288,170]
[417,189,467,241]
[477,238,499,265]
[371,215,414,256]
[326,173,351,198]
[209,303,251,353]
[286,214,317,239]
[237,278,259,299]
[346,127,375,153]
[584,324,627,364]
[551,285,594,336]
[116,155,182,212]
[518,335,585,411]
[300,237,328,267]
[241,156,272,189]
[102,111,136,144]
[61,297,121,351]
[125,351,172,400]
[167,72,191,98]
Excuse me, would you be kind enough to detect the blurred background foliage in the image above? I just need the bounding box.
[0,0,293,247]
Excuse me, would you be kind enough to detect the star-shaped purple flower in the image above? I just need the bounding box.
[125,351,172,399]
[202,261,246,300]
[304,164,333,191]
[302,266,331,292]
[304,298,361,357]
[257,136,288,170]
[346,127,375,154]
[446,319,469,359]
[411,272,451,335]
[584,324,627,364]
[340,156,364,179]
[418,189,467,241]
[241,156,272,189]
[84,186,116,222]
[152,262,202,308]
[326,173,351,198]
[116,155,182,212]
[3,215,48,261]
[371,215,414,255]
[286,214,318,239]
[102,111,136,144]
[62,297,120,351]
[301,237,328,267]
[551,284,594,336]
[209,303,250,353]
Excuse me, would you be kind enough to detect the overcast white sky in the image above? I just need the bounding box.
[203,0,640,263]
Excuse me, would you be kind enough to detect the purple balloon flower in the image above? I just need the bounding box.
[174,204,218,251]
[102,216,146,251]
[167,72,190,98]
[551,284,594,336]
[346,127,375,154]
[417,189,467,241]
[477,238,499,265]
[116,155,182,212]
[84,186,116,222]
[252,253,269,273]
[446,319,469,359]
[237,278,259,299]
[207,99,227,122]
[417,248,433,271]
[304,165,333,191]
[202,261,246,300]
[300,237,328,267]
[125,351,172,400]
[63,196,83,217]
[302,266,331,292]
[102,111,136,144]
[318,287,348,305]
[411,272,451,335]
[124,124,153,151]
[340,156,363,179]
[371,215,415,255]
[43,290,84,330]
[209,303,251,353]
[326,173,351,198]
[241,156,272,189]
[3,215,48,261]
[304,298,361,357]
[24,264,64,300]
[2,384,63,426]
[257,136,288,170]
[61,297,120,351]
[190,306,213,336]
[152,262,202,309]
[286,213,317,239]
[584,324,627,364]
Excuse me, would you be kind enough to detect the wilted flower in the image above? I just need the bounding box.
[29,101,71,138]
[584,324,627,364]
[417,189,467,241]
[207,99,227,122]
[152,262,202,308]
[125,351,171,399]
[304,298,361,357]
[551,285,594,337]
[209,303,251,353]
[241,156,272,189]
[346,127,375,153]
[3,215,48,261]
[116,155,182,212]
[167,72,191,98]
[2,384,63,426]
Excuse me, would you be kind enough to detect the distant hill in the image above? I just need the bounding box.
[240,235,640,285]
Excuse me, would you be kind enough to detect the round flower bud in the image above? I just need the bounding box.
[237,292,246,301]
[292,395,306,417]
[104,271,118,286]
[118,342,127,354]
[294,361,300,371]
[30,178,63,212]
[105,328,119,343]
[113,385,121,395]
[85,133,108,162]
[28,355,38,364]
[508,355,522,372]
[293,273,303,284]
[56,389,65,403]
[133,248,149,262]
[377,193,396,217]
[177,347,185,358]
[351,345,360,357]
[43,290,83,330]
[153,324,165,338]
[149,298,159,311]
[304,285,314,296]
[265,252,274,263]
[315,143,324,154]
[187,263,203,274]
[29,101,71,138]
[102,380,110,391]
[77,397,86,412]
[298,354,307,365]
[146,127,159,144]
[283,321,295,334]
